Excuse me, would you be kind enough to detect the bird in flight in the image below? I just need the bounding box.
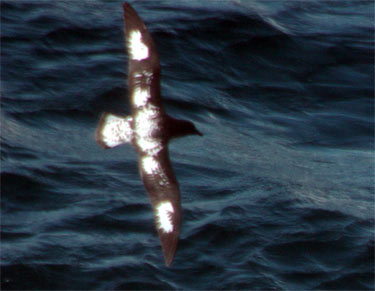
[96,2,202,267]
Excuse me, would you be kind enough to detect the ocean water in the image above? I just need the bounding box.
[1,0,374,289]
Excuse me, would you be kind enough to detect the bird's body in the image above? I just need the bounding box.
[96,2,201,267]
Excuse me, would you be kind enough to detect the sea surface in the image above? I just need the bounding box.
[1,0,374,290]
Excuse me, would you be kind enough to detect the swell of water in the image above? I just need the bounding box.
[1,0,374,290]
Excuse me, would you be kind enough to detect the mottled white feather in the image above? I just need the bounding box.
[128,30,149,60]
[134,103,162,154]
[141,155,169,185]
[98,114,133,148]
[156,201,174,233]
[133,86,150,107]
[142,156,159,174]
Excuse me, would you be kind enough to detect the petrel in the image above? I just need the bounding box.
[96,3,202,267]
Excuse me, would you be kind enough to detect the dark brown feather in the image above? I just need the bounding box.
[123,3,163,113]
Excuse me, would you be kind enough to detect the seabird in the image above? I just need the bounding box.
[96,2,202,267]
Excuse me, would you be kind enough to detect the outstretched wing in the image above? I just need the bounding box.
[123,3,163,114]
[139,149,181,267]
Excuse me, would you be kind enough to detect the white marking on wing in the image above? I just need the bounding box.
[128,30,149,61]
[133,70,152,81]
[156,201,174,233]
[98,114,133,148]
[143,70,153,85]
[142,156,159,174]
[141,155,169,184]
[138,137,162,155]
[133,86,150,108]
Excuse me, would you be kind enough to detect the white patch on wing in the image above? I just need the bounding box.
[141,155,169,185]
[142,156,159,174]
[156,201,174,233]
[133,86,150,108]
[128,30,149,60]
[97,114,133,148]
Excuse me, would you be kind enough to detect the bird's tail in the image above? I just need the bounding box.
[96,113,133,148]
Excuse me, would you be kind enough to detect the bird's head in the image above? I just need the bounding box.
[168,117,202,139]
[184,120,202,137]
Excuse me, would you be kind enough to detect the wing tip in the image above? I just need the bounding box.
[161,235,178,267]
[158,222,180,268]
[152,199,181,267]
[123,2,130,11]
[164,253,174,268]
[123,2,135,17]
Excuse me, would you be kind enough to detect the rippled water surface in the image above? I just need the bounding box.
[1,0,374,290]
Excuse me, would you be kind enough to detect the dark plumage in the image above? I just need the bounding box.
[96,2,202,267]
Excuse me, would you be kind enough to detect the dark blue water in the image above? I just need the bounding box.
[1,0,374,289]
